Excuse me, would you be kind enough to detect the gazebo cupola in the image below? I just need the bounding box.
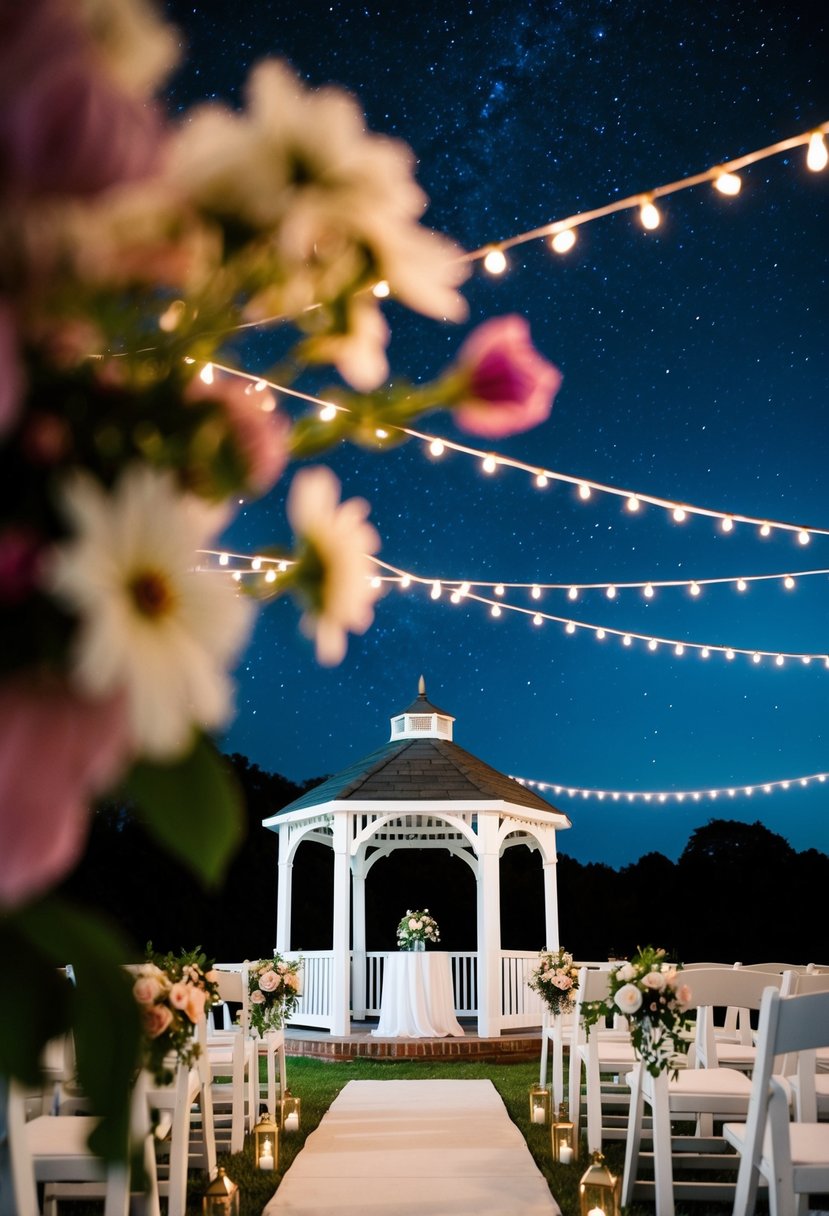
[389,675,455,741]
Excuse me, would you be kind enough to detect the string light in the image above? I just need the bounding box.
[429,438,445,457]
[639,197,661,230]
[511,768,829,805]
[482,454,498,474]
[550,227,577,253]
[807,131,829,172]
[714,169,742,195]
[483,247,508,274]
[372,279,391,298]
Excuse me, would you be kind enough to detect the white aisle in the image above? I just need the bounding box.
[264,1078,560,1215]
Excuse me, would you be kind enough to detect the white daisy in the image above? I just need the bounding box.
[286,466,381,666]
[46,464,254,760]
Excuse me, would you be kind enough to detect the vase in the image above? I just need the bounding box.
[412,940,426,952]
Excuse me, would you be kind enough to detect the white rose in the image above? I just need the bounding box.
[615,962,636,983]
[614,983,643,1014]
[408,918,419,931]
[642,970,666,991]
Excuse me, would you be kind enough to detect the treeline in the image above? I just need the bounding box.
[59,753,829,968]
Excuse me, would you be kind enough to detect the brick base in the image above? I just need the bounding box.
[285,1030,542,1064]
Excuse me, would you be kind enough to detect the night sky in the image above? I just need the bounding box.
[164,1,828,866]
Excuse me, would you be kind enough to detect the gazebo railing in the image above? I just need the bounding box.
[284,949,543,1029]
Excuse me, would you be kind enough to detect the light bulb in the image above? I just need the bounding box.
[578,482,591,500]
[482,454,497,474]
[375,428,388,439]
[721,516,734,532]
[725,648,735,661]
[644,583,654,599]
[565,621,576,634]
[775,654,784,666]
[673,507,687,523]
[372,279,391,297]
[491,604,502,617]
[606,585,617,599]
[450,591,461,604]
[752,652,761,664]
[626,495,640,512]
[536,472,549,488]
[251,557,262,571]
[567,586,578,601]
[596,628,606,640]
[798,529,810,545]
[784,575,795,590]
[759,522,771,537]
[459,582,470,597]
[199,362,214,384]
[533,613,542,626]
[431,581,442,600]
[531,585,541,600]
[623,633,632,646]
[219,553,229,566]
[319,403,338,421]
[701,647,710,658]
[495,584,505,597]
[265,569,277,583]
[737,578,747,592]
[802,655,812,665]
[648,638,657,651]
[370,576,382,589]
[400,574,411,589]
[232,571,242,582]
[639,198,661,230]
[807,131,828,172]
[550,227,577,253]
[483,247,508,274]
[714,170,742,195]
[675,643,685,656]
[690,582,701,597]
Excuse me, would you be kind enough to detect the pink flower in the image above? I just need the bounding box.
[0,527,43,605]
[183,984,207,1023]
[642,970,666,991]
[676,983,692,1005]
[0,675,131,908]
[250,989,266,1005]
[0,0,163,202]
[0,301,25,438]
[258,970,280,993]
[452,315,562,438]
[168,982,190,1010]
[552,975,572,990]
[185,375,290,495]
[143,1004,173,1039]
[133,975,163,1005]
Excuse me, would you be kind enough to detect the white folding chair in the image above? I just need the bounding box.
[6,1071,160,1216]
[206,967,256,1153]
[724,986,829,1216]
[784,971,829,1120]
[621,966,785,1216]
[568,966,637,1153]
[210,964,288,1125]
[147,1056,216,1216]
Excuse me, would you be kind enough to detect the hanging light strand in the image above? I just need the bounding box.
[510,770,829,804]
[466,122,829,267]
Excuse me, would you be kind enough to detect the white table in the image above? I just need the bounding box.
[372,951,465,1038]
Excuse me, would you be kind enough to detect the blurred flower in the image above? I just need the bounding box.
[452,315,562,438]
[185,374,290,495]
[0,302,25,437]
[0,526,43,604]
[286,466,381,666]
[143,1003,173,1039]
[0,676,130,908]
[45,464,254,761]
[0,0,164,203]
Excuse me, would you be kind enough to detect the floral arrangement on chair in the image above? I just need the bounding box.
[247,955,303,1036]
[131,945,219,1086]
[527,947,580,1015]
[0,0,561,1158]
[396,909,440,950]
[581,945,693,1077]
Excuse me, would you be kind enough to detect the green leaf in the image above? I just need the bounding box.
[122,734,244,887]
[0,916,72,1085]
[10,895,141,1162]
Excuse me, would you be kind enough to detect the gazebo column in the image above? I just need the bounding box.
[476,813,502,1037]
[330,813,352,1036]
[351,854,367,1020]
[542,851,560,950]
[275,824,292,954]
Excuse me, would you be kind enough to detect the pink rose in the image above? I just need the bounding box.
[642,971,666,991]
[676,984,692,1005]
[552,975,572,990]
[184,984,207,1023]
[0,0,163,202]
[185,375,290,495]
[0,676,131,908]
[133,975,163,1005]
[284,972,300,992]
[250,989,266,1005]
[168,982,190,1010]
[258,970,280,993]
[143,1004,173,1039]
[451,315,562,438]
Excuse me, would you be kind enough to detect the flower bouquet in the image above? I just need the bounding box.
[581,945,693,1077]
[247,955,303,1036]
[132,945,219,1086]
[396,909,440,950]
[527,947,580,1015]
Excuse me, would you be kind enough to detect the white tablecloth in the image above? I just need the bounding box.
[372,952,465,1038]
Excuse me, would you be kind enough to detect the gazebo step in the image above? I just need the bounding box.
[284,1024,543,1063]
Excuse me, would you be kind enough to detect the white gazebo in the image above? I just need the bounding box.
[263,679,571,1037]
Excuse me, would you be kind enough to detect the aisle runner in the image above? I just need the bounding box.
[264,1079,560,1215]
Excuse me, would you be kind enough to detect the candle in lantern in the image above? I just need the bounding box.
[587,1208,605,1216]
[559,1145,574,1165]
[284,1112,300,1133]
[259,1138,274,1171]
[532,1104,546,1124]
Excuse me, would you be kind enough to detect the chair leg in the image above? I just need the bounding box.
[621,1064,644,1207]
[650,1071,676,1216]
[551,1021,564,1114]
[732,1139,761,1216]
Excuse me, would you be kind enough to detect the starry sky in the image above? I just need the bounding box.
[164,0,828,866]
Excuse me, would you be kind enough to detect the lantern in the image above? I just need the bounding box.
[202,1168,240,1216]
[280,1089,302,1133]
[527,1083,551,1126]
[551,1103,577,1164]
[252,1109,279,1172]
[578,1151,621,1216]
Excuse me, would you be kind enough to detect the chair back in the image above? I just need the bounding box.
[680,966,787,1068]
[212,966,250,1035]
